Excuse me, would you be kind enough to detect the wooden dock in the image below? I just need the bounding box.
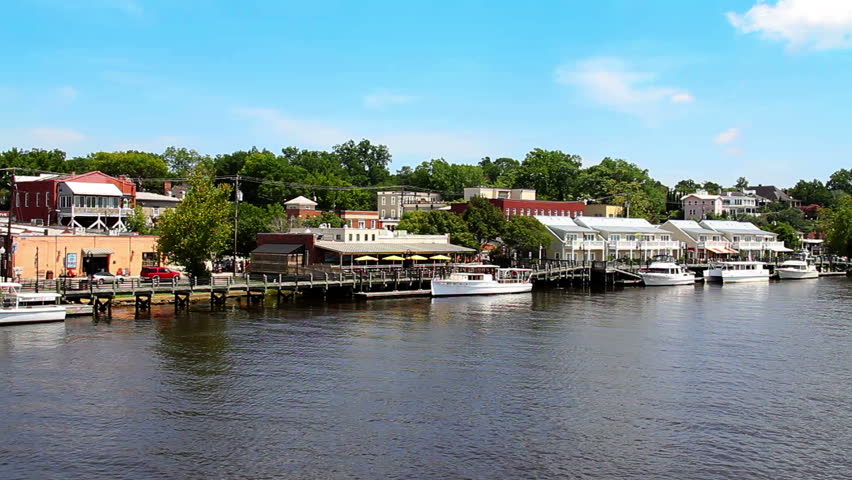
[355,289,431,299]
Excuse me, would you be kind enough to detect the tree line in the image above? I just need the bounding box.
[2,142,850,262]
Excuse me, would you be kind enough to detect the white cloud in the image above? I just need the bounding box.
[714,127,741,145]
[26,127,85,145]
[555,57,693,116]
[727,0,852,50]
[363,91,419,109]
[233,107,493,159]
[55,85,78,103]
[234,107,349,147]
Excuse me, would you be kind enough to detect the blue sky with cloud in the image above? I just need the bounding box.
[1,0,850,186]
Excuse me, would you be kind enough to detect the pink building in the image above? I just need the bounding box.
[682,193,723,220]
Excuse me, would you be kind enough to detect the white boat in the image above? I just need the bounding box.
[431,265,533,296]
[0,282,67,326]
[639,258,695,286]
[705,261,769,283]
[776,257,819,280]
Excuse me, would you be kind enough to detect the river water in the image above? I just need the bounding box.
[1,279,851,479]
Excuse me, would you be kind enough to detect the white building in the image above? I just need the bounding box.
[536,216,682,261]
[535,216,603,261]
[660,220,735,261]
[699,220,790,255]
[463,187,536,201]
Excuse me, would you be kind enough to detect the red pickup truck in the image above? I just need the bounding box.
[140,267,181,282]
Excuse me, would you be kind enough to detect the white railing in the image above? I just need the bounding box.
[698,240,731,250]
[565,240,606,250]
[734,241,765,250]
[608,240,680,250]
[764,241,786,250]
[59,207,134,216]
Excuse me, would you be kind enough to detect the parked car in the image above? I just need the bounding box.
[91,271,125,285]
[140,267,181,283]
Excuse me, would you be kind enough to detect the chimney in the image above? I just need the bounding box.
[164,181,173,196]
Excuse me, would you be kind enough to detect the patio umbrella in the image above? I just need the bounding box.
[408,255,428,261]
[429,254,452,261]
[355,255,378,261]
[383,255,405,261]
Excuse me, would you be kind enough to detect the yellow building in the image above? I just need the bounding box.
[584,204,624,218]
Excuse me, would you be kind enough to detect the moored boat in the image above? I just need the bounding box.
[776,253,819,280]
[431,265,533,296]
[639,256,695,286]
[705,261,769,283]
[0,282,67,326]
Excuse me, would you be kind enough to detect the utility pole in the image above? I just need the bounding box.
[233,175,240,275]
[6,174,14,281]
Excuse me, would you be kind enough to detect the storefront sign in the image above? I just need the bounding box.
[66,253,78,269]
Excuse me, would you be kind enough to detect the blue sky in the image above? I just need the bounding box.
[1,0,850,187]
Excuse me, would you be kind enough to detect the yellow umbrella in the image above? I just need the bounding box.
[383,255,405,261]
[355,255,378,261]
[429,254,452,261]
[408,255,428,261]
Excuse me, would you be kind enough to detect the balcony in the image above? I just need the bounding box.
[608,240,680,250]
[733,240,765,250]
[59,207,134,217]
[697,240,732,250]
[565,240,606,250]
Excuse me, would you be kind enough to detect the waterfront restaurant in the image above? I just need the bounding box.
[249,227,475,273]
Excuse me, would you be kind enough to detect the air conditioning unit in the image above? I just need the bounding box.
[32,219,44,226]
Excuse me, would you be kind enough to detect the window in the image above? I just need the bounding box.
[142,252,159,267]
[512,208,517,215]
[391,196,396,205]
[505,208,510,216]
[35,193,40,207]
[584,234,596,241]
[733,236,740,242]
[699,236,707,242]
[626,235,636,241]
[153,207,160,216]
[356,234,360,241]
[610,235,621,241]
[372,234,376,241]
[660,235,670,241]
[391,209,396,218]
[381,209,386,218]
[16,192,20,207]
[24,193,29,207]
[45,192,50,206]
[381,197,386,205]
[348,234,353,241]
[358,220,365,228]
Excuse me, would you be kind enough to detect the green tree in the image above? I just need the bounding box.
[398,210,480,250]
[126,206,153,235]
[462,196,505,247]
[734,176,749,190]
[333,139,391,186]
[479,156,519,186]
[406,158,486,196]
[673,179,700,194]
[163,146,208,177]
[156,167,233,277]
[502,215,551,257]
[827,168,852,193]
[766,207,810,232]
[702,181,723,194]
[790,179,834,207]
[822,196,852,257]
[513,149,583,200]
[232,203,273,257]
[302,211,346,228]
[771,222,801,250]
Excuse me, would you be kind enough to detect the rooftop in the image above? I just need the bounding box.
[136,191,181,202]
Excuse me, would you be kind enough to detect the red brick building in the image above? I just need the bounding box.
[451,198,586,218]
[284,196,322,221]
[12,171,136,230]
[337,210,382,229]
